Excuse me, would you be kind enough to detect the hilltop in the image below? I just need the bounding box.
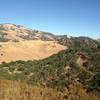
[0,23,56,41]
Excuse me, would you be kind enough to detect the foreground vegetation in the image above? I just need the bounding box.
[0,79,100,100]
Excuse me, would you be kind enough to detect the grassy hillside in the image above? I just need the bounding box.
[0,40,66,63]
[0,24,56,41]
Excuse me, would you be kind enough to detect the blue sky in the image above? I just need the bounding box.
[0,0,100,39]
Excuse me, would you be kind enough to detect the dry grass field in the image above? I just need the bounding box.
[0,40,66,63]
[0,80,100,100]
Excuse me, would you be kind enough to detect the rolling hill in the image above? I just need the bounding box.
[0,23,100,100]
[0,24,67,63]
[0,40,66,63]
[0,23,56,41]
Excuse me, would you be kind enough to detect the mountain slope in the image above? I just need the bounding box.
[57,35,100,49]
[0,24,67,63]
[0,47,100,98]
[0,23,56,41]
[0,24,99,48]
[0,23,99,67]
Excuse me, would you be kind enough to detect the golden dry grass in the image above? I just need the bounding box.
[0,80,64,100]
[67,82,100,100]
[0,80,100,100]
[0,40,66,63]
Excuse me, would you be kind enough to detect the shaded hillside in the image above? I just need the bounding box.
[57,35,100,49]
[0,47,100,98]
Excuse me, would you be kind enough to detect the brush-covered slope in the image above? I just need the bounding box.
[57,35,100,49]
[0,47,100,99]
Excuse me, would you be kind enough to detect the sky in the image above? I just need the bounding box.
[0,0,100,39]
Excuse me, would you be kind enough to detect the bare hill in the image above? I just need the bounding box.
[0,23,66,63]
[0,40,66,63]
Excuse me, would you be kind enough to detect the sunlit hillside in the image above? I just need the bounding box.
[0,40,66,63]
[0,79,100,100]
